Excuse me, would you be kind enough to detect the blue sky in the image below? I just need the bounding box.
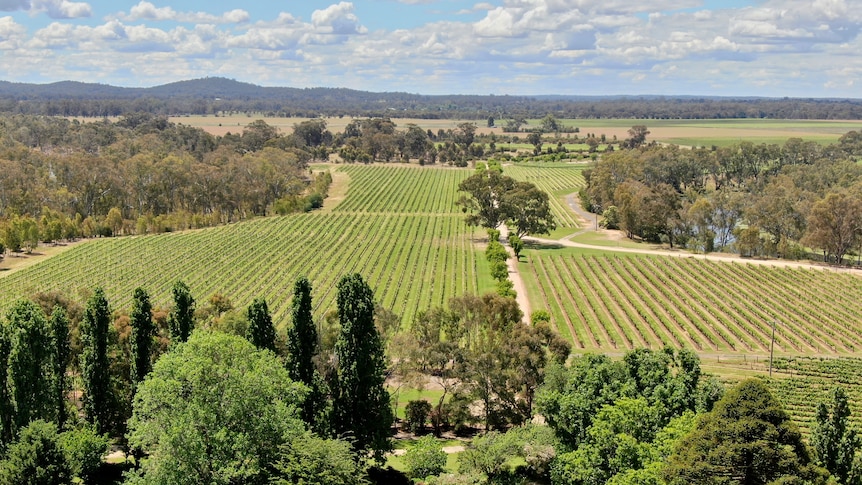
[0,1,859,97]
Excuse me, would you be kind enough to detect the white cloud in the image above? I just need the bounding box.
[0,15,25,49]
[0,0,89,18]
[3,1,862,97]
[311,2,366,35]
[118,1,249,24]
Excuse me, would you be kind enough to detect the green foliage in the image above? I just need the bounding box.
[494,279,516,299]
[168,280,195,344]
[405,435,447,480]
[457,168,558,237]
[59,424,109,483]
[406,399,433,433]
[271,433,367,485]
[286,276,327,432]
[811,387,862,485]
[664,379,828,485]
[0,420,71,485]
[508,234,523,260]
[457,171,517,229]
[80,287,114,434]
[490,260,509,281]
[286,279,315,379]
[0,325,11,450]
[129,287,154,393]
[537,348,702,450]
[6,300,53,430]
[486,241,507,263]
[49,307,70,430]
[506,182,556,238]
[601,205,620,229]
[246,297,276,352]
[333,274,393,462]
[530,310,551,326]
[458,431,519,481]
[126,330,307,485]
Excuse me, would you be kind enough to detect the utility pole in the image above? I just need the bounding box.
[769,320,776,378]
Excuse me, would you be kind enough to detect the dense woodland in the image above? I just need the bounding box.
[581,129,862,264]
[2,77,862,119]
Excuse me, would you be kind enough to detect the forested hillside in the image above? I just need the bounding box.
[2,77,862,119]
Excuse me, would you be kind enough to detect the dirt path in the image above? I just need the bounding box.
[499,225,531,323]
[389,445,466,456]
[552,193,857,274]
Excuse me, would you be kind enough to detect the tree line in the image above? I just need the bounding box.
[0,274,395,484]
[582,131,862,264]
[3,77,862,120]
[0,114,335,253]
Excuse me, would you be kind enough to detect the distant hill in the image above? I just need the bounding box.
[0,77,861,120]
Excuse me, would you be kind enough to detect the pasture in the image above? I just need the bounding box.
[171,114,862,147]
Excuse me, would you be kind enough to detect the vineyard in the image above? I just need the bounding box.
[522,253,862,355]
[504,163,587,234]
[763,357,862,435]
[0,164,494,327]
[333,165,469,214]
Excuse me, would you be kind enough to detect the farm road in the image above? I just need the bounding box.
[541,193,858,274]
[499,224,531,323]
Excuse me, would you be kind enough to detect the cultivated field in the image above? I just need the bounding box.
[521,252,862,355]
[0,167,492,327]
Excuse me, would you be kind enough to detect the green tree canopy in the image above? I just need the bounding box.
[664,378,828,485]
[6,300,54,430]
[246,297,277,352]
[49,306,70,430]
[168,280,195,344]
[456,171,555,237]
[0,420,71,485]
[126,330,307,485]
[129,287,155,394]
[537,347,704,450]
[79,288,114,434]
[332,273,392,462]
[811,387,862,485]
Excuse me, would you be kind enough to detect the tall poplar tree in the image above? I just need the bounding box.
[286,276,327,432]
[0,324,12,449]
[129,287,155,393]
[80,288,113,434]
[6,300,53,429]
[168,281,195,344]
[286,277,317,386]
[49,306,70,430]
[811,387,862,485]
[246,298,276,352]
[332,274,392,462]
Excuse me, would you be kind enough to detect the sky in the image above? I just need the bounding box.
[0,0,860,97]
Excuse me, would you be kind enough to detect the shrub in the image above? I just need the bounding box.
[59,424,110,483]
[405,436,447,480]
[490,260,509,281]
[406,400,433,434]
[0,420,71,485]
